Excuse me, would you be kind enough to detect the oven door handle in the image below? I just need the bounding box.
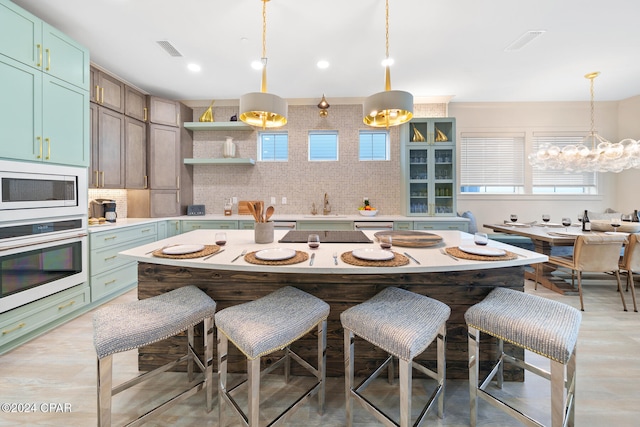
[0,232,87,252]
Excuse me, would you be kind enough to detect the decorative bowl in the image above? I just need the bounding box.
[359,209,378,217]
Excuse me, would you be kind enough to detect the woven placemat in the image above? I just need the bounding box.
[244,250,309,265]
[153,245,220,259]
[446,246,517,261]
[340,251,409,267]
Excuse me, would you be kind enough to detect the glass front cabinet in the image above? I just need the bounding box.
[400,118,456,216]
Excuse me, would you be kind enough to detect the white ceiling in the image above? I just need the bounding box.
[13,0,640,105]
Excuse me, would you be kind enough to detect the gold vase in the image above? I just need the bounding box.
[412,125,425,142]
[199,100,215,122]
[435,127,448,142]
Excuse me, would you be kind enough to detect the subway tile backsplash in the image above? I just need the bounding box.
[191,103,446,216]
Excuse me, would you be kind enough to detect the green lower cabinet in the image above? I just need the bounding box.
[181,220,238,232]
[0,284,90,353]
[91,263,137,302]
[414,221,468,232]
[394,221,413,230]
[238,220,255,230]
[166,220,181,237]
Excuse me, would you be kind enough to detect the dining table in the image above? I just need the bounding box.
[483,222,626,294]
[119,228,545,381]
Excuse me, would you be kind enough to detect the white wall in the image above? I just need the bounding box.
[615,96,640,214]
[449,101,622,231]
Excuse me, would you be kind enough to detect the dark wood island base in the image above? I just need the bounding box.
[137,262,525,381]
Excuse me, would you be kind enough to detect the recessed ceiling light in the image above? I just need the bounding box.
[251,58,267,70]
[187,63,201,72]
[317,60,330,69]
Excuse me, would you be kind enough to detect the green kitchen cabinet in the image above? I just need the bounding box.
[0,0,90,89]
[239,220,256,230]
[89,222,157,303]
[0,0,89,167]
[413,220,468,232]
[181,220,238,232]
[401,118,456,217]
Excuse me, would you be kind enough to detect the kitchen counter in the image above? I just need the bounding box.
[120,230,545,380]
[88,214,469,233]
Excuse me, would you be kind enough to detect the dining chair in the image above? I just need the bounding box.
[543,234,627,311]
[619,233,639,312]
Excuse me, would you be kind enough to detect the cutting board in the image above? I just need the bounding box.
[238,200,261,215]
[373,230,443,247]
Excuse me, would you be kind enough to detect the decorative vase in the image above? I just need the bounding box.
[223,137,236,158]
[254,221,274,244]
[199,100,214,122]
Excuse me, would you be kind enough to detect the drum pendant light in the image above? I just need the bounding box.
[363,0,413,128]
[239,0,287,129]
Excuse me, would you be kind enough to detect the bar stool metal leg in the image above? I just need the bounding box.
[468,326,480,427]
[218,333,228,427]
[248,357,261,426]
[345,329,355,427]
[318,320,327,414]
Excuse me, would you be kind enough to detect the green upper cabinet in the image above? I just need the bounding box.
[0,0,89,167]
[0,0,89,90]
[400,118,457,217]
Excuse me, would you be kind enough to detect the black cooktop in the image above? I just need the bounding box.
[278,230,373,244]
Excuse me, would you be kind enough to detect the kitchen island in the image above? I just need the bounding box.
[119,229,546,380]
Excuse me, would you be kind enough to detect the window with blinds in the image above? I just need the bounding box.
[531,134,596,193]
[460,133,525,193]
[258,132,288,161]
[359,130,390,161]
[309,131,338,161]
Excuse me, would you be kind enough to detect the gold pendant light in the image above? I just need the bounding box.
[363,0,413,128]
[239,0,287,129]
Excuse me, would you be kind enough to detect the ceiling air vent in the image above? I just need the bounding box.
[504,30,546,52]
[156,40,183,57]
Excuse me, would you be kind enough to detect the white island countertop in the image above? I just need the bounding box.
[118,229,547,275]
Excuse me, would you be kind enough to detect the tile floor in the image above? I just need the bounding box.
[0,278,638,427]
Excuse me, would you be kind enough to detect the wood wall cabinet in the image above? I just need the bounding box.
[400,118,457,217]
[125,85,147,122]
[148,96,180,127]
[91,67,124,113]
[124,116,147,189]
[89,103,124,188]
[0,0,89,167]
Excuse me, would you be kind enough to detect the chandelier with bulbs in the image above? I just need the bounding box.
[528,72,640,173]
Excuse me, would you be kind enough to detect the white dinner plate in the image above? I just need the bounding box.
[162,244,205,255]
[351,248,395,261]
[458,245,506,257]
[255,248,297,261]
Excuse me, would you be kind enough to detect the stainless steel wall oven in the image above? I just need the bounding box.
[0,160,88,313]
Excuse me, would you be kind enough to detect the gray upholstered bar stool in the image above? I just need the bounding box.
[93,285,216,427]
[341,287,451,427]
[215,286,330,427]
[465,287,582,427]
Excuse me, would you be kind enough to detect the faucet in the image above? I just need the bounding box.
[323,193,331,215]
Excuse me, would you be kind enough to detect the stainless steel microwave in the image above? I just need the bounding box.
[0,160,88,222]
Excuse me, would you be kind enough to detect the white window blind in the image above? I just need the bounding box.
[359,131,389,161]
[309,131,338,161]
[259,132,288,161]
[460,133,525,187]
[532,134,596,187]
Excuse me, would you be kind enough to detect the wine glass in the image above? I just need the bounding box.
[379,235,393,250]
[561,217,572,231]
[621,213,632,222]
[611,217,621,233]
[307,234,320,249]
[510,214,518,224]
[542,214,550,224]
[474,233,488,246]
[215,232,227,246]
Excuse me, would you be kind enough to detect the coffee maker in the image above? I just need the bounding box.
[89,199,117,222]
